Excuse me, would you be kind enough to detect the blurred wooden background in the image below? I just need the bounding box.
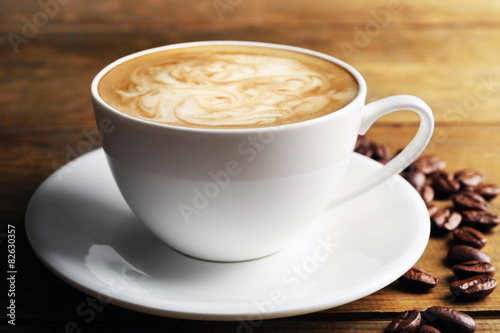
[2,0,500,331]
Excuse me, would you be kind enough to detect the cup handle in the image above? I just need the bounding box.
[330,95,434,206]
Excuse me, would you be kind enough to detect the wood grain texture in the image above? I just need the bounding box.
[3,30,500,131]
[2,0,500,331]
[2,0,500,31]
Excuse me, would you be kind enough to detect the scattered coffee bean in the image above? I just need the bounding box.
[398,267,439,290]
[464,183,500,201]
[422,306,475,333]
[450,275,497,300]
[354,135,374,158]
[452,227,487,249]
[448,245,490,264]
[372,141,392,163]
[410,155,446,175]
[384,309,421,333]
[432,171,460,197]
[431,209,462,232]
[421,185,435,205]
[453,260,496,279]
[452,191,489,211]
[403,170,427,192]
[360,136,499,311]
[454,169,484,188]
[416,325,441,333]
[354,135,367,150]
[427,204,438,217]
[461,210,499,231]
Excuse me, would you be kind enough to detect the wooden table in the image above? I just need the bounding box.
[2,0,500,331]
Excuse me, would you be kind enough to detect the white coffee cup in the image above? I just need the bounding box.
[91,41,433,262]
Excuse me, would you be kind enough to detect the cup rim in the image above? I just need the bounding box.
[91,40,368,133]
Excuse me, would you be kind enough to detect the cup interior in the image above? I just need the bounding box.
[91,41,367,133]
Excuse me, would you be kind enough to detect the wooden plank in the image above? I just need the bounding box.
[0,320,387,333]
[1,0,500,32]
[2,29,500,132]
[2,318,500,332]
[2,0,500,330]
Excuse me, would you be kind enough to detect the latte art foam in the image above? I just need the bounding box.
[99,45,359,128]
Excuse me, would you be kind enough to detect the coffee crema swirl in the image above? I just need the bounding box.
[99,45,359,128]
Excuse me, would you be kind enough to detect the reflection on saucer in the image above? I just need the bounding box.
[85,244,150,295]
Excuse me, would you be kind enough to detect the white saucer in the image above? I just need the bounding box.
[26,149,429,321]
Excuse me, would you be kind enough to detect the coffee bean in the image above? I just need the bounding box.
[450,275,497,300]
[354,135,368,150]
[354,135,374,158]
[431,209,462,232]
[427,204,438,217]
[464,183,500,201]
[410,155,446,175]
[432,171,460,197]
[403,170,427,192]
[422,306,475,333]
[421,185,435,205]
[454,169,484,187]
[461,210,499,230]
[452,227,487,249]
[452,191,489,211]
[384,309,421,333]
[453,260,496,279]
[398,267,439,290]
[416,326,441,333]
[372,141,392,163]
[448,245,490,264]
